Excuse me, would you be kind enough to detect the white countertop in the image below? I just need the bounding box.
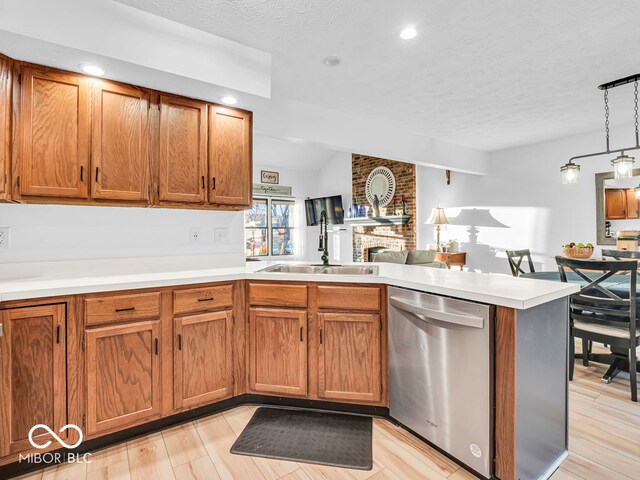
[0,255,579,309]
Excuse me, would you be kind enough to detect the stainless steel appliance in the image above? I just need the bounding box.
[388,286,492,478]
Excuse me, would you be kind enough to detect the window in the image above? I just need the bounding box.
[245,198,295,257]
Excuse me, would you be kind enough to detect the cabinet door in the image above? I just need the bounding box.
[605,188,627,219]
[85,320,160,435]
[19,68,90,198]
[209,106,252,206]
[91,81,150,201]
[159,95,208,204]
[0,304,67,455]
[249,308,307,396]
[0,57,10,197]
[626,189,639,219]
[317,312,381,403]
[174,310,232,409]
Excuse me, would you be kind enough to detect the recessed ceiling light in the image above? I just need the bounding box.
[219,95,238,105]
[80,64,105,76]
[322,56,342,67]
[400,26,418,40]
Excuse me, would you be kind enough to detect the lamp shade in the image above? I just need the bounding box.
[426,207,449,225]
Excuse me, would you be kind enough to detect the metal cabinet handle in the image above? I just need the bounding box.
[177,334,182,351]
[201,175,205,189]
[80,165,84,182]
[212,177,216,190]
[115,307,135,313]
[56,325,61,344]
[197,297,214,302]
[389,297,484,329]
[95,167,99,182]
[299,326,304,342]
[319,328,323,345]
[155,338,159,355]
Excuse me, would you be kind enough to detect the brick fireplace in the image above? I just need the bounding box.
[352,154,416,262]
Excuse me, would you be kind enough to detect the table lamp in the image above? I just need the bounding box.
[426,207,449,249]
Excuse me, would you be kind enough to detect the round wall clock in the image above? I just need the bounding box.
[365,166,396,207]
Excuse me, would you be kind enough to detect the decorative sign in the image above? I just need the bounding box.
[253,184,292,196]
[261,170,279,184]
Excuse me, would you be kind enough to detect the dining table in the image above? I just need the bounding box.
[521,270,639,383]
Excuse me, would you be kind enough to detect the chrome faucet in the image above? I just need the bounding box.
[318,210,329,266]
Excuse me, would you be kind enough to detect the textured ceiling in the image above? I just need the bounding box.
[117,0,640,151]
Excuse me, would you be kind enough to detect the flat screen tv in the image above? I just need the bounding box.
[305,195,344,226]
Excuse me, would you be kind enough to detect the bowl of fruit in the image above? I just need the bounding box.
[562,242,594,259]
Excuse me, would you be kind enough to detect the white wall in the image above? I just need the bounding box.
[417,125,640,274]
[0,203,244,264]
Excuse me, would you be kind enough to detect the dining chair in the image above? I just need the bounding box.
[555,256,639,402]
[506,249,535,277]
[602,249,640,260]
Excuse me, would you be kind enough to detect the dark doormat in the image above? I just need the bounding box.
[230,407,373,470]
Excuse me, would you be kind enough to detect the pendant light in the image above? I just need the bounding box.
[611,152,635,179]
[562,74,640,183]
[560,161,580,184]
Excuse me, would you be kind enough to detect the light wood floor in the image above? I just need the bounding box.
[14,361,640,480]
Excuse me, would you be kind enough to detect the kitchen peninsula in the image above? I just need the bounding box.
[0,256,578,480]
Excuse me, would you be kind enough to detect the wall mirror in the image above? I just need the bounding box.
[365,166,396,207]
[595,168,640,245]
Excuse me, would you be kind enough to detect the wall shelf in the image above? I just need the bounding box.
[344,215,410,226]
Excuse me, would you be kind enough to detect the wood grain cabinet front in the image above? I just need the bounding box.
[17,68,90,199]
[249,308,307,396]
[91,81,150,202]
[317,312,381,403]
[0,56,11,199]
[158,94,208,204]
[174,310,233,409]
[85,320,161,436]
[0,304,67,456]
[209,106,252,206]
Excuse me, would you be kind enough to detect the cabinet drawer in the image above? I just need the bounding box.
[249,283,307,307]
[85,292,160,325]
[173,284,233,315]
[317,286,380,311]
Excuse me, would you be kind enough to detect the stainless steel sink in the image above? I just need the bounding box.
[259,264,326,274]
[321,266,379,275]
[258,264,378,275]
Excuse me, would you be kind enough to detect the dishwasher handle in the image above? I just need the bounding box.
[389,296,484,329]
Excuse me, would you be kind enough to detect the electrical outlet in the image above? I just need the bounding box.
[189,227,203,244]
[0,227,9,248]
[215,228,230,245]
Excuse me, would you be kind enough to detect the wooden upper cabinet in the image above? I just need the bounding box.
[0,56,10,198]
[91,81,150,201]
[605,188,627,220]
[209,106,252,206]
[249,308,307,396]
[0,304,67,456]
[18,68,90,198]
[625,188,639,219]
[174,310,233,409]
[159,95,208,204]
[85,320,161,435]
[317,312,381,403]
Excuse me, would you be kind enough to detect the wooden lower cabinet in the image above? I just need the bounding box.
[317,312,381,403]
[249,308,307,396]
[85,320,161,435]
[174,310,233,409]
[0,304,67,455]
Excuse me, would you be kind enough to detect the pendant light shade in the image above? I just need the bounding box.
[611,153,635,179]
[560,161,580,184]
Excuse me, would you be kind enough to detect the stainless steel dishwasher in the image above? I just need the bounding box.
[388,286,493,478]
